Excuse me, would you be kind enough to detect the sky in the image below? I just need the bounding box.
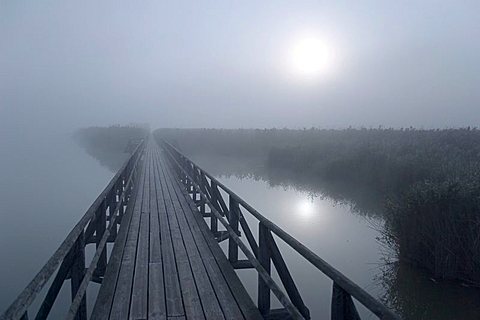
[1,0,480,132]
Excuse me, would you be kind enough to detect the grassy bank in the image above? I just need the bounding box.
[155,127,480,285]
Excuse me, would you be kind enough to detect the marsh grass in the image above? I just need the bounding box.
[155,127,480,284]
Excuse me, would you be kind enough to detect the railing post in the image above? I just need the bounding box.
[192,166,201,202]
[266,231,310,318]
[118,187,125,225]
[228,195,239,263]
[331,282,360,320]
[108,187,118,242]
[258,222,271,316]
[95,198,107,276]
[198,172,207,215]
[35,250,75,319]
[210,181,219,234]
[191,169,198,201]
[70,232,87,320]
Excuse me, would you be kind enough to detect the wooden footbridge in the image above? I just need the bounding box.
[1,138,399,320]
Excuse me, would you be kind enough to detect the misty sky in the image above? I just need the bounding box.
[1,0,480,132]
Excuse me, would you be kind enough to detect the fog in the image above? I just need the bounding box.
[2,0,480,134]
[2,2,480,317]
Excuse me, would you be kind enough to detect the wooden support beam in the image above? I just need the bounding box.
[34,252,74,319]
[331,282,361,320]
[108,188,119,241]
[70,233,87,320]
[95,201,107,277]
[258,222,271,316]
[212,183,229,217]
[210,181,220,234]
[264,308,293,320]
[239,212,259,258]
[231,260,254,270]
[266,232,310,319]
[228,195,240,263]
[215,231,230,243]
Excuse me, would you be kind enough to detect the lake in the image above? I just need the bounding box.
[1,136,480,319]
[0,131,124,317]
[190,154,480,320]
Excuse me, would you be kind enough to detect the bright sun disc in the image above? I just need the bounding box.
[297,199,315,217]
[289,35,334,77]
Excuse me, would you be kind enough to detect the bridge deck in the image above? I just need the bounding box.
[91,141,262,320]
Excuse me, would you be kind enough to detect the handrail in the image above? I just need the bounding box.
[1,138,146,320]
[161,140,400,320]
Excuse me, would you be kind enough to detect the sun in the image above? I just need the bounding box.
[288,35,335,78]
[296,199,315,217]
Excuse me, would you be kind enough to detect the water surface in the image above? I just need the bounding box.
[2,138,480,319]
[191,154,480,320]
[0,131,120,316]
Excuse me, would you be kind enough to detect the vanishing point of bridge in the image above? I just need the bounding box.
[1,138,399,320]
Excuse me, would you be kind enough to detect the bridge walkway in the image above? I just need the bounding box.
[90,141,262,320]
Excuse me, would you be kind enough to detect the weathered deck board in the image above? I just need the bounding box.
[161,151,263,319]
[157,150,224,320]
[108,147,148,320]
[148,154,167,320]
[130,147,151,320]
[90,140,260,320]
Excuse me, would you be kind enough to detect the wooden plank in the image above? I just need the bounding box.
[157,150,225,320]
[129,147,151,320]
[154,149,206,320]
[90,160,142,320]
[161,155,244,320]
[149,154,166,320]
[159,148,262,320]
[129,213,149,319]
[152,148,185,318]
[109,149,147,320]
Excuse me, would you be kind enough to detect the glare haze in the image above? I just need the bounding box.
[1,0,480,132]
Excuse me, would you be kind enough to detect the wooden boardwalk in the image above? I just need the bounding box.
[91,141,262,320]
[1,137,400,320]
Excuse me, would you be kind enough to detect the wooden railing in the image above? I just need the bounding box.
[162,141,400,320]
[1,140,146,320]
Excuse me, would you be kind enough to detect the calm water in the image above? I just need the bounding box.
[191,154,480,320]
[1,137,480,319]
[0,131,122,317]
